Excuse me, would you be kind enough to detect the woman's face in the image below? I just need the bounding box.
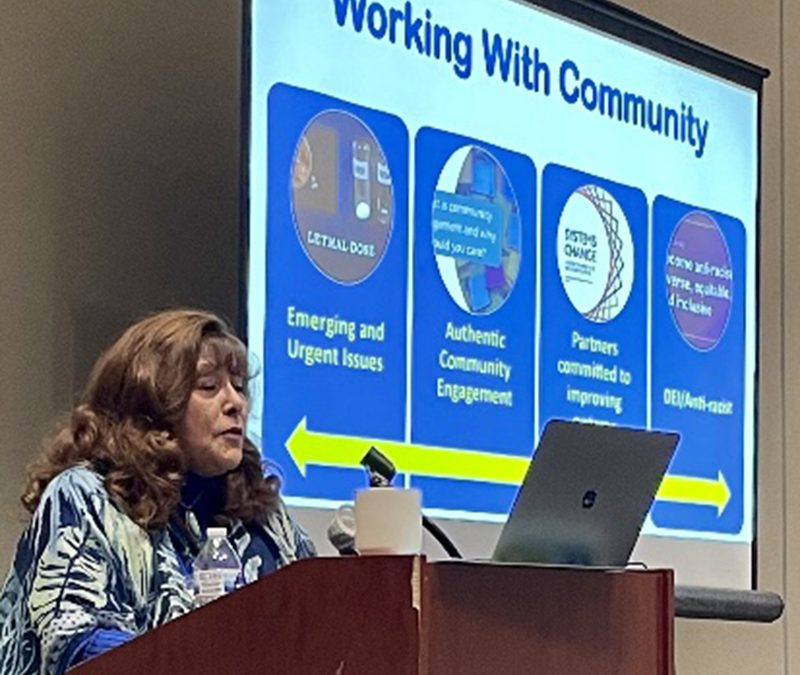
[178,347,248,477]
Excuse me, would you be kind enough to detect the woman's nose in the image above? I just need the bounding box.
[222,383,246,414]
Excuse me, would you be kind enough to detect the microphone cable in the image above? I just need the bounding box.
[422,515,462,559]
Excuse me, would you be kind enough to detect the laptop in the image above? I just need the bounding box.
[492,419,679,567]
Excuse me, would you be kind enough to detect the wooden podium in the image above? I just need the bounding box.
[71,556,673,675]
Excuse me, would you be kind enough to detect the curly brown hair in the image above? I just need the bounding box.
[22,309,279,529]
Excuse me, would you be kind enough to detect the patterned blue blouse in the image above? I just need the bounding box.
[0,466,316,674]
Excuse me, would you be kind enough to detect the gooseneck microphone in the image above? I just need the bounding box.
[360,447,463,559]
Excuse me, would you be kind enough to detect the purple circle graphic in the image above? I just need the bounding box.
[666,211,732,351]
[291,110,393,285]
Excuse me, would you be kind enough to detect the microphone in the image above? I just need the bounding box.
[360,446,463,559]
[327,504,357,555]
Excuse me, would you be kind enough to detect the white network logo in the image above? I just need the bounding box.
[578,185,626,322]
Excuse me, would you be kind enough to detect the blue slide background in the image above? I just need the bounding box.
[410,127,536,515]
[650,196,746,535]
[263,84,409,501]
[539,165,648,432]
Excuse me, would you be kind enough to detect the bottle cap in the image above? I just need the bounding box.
[206,527,227,539]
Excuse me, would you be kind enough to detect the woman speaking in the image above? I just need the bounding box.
[0,309,315,674]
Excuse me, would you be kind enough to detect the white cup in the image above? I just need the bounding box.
[354,487,422,555]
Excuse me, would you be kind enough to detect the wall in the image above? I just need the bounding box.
[0,0,242,568]
[0,1,795,673]
[619,3,789,672]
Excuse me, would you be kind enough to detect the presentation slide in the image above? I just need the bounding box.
[247,0,758,587]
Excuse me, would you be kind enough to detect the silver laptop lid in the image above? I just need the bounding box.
[493,419,679,567]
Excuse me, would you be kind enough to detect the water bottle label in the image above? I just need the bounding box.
[194,569,224,601]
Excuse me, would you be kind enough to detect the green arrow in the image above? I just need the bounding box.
[656,470,731,516]
[285,417,731,514]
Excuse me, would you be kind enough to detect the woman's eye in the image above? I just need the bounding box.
[197,380,217,391]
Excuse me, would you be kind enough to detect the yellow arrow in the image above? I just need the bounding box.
[286,417,528,485]
[285,417,731,514]
[656,470,731,517]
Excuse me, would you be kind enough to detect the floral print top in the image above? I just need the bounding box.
[0,466,315,674]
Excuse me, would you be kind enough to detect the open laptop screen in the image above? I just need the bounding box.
[493,420,679,566]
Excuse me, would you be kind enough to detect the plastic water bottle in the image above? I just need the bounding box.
[192,527,242,608]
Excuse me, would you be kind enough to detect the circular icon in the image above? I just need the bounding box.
[431,146,522,315]
[291,111,393,285]
[556,185,634,323]
[666,211,732,351]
